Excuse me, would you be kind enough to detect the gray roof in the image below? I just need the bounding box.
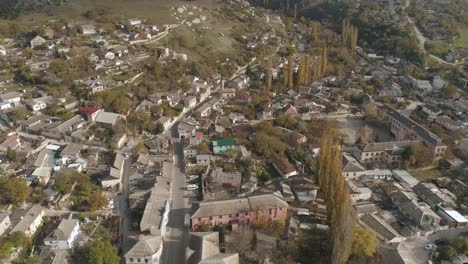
[187,232,220,263]
[61,143,84,157]
[45,219,78,241]
[379,105,443,147]
[392,170,419,187]
[191,192,288,219]
[95,111,121,125]
[125,235,162,259]
[342,153,365,173]
[49,115,83,132]
[360,141,414,152]
[0,213,9,223]
[361,213,401,241]
[19,114,53,127]
[210,168,241,188]
[140,164,172,233]
[187,232,238,264]
[413,183,455,207]
[0,91,21,101]
[11,205,44,234]
[353,203,378,215]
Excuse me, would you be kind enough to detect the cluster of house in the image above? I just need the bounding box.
[0,206,81,253]
[338,148,468,244]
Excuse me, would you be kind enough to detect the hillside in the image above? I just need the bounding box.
[0,0,62,19]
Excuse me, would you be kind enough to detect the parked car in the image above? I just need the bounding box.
[187,184,199,191]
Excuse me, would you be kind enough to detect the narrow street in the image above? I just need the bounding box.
[160,124,190,264]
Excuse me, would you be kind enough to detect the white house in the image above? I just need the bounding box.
[128,18,142,26]
[44,219,80,249]
[183,145,197,158]
[26,99,47,112]
[0,92,22,105]
[81,24,96,35]
[196,154,211,165]
[103,51,116,60]
[30,36,46,48]
[10,205,44,236]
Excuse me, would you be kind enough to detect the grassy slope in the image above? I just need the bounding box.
[16,0,224,24]
[454,26,468,48]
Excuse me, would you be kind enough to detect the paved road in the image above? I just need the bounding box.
[160,124,190,264]
[119,155,132,260]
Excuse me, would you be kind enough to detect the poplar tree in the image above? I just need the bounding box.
[321,46,328,76]
[266,57,272,91]
[311,21,319,42]
[287,55,294,88]
[297,55,306,85]
[318,131,354,264]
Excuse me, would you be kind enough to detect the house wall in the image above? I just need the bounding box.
[101,178,121,188]
[191,207,288,231]
[25,210,45,236]
[125,253,159,264]
[0,217,11,236]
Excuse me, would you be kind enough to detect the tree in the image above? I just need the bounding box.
[275,113,299,129]
[85,240,120,264]
[403,143,434,167]
[352,227,376,257]
[266,57,272,91]
[154,122,164,135]
[0,242,13,259]
[23,256,43,264]
[317,131,354,264]
[127,110,151,134]
[254,132,286,156]
[287,54,294,88]
[49,59,69,76]
[439,246,457,261]
[53,175,73,195]
[442,85,457,97]
[0,177,31,205]
[6,147,16,161]
[87,192,108,212]
[311,21,320,42]
[451,237,468,254]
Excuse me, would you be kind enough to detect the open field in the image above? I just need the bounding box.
[16,0,225,25]
[454,26,468,48]
[410,169,444,182]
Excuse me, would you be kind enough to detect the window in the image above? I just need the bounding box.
[269,209,272,215]
[209,216,213,220]
[198,218,201,221]
[229,214,232,217]
[130,258,134,262]
[236,213,239,217]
